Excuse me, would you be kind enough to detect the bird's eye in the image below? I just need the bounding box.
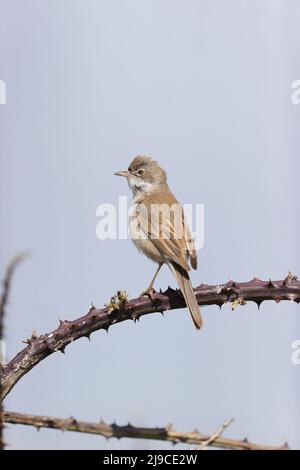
[137,169,145,176]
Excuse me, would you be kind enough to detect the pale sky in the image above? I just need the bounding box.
[0,0,300,449]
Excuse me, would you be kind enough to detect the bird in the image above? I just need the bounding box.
[114,156,203,329]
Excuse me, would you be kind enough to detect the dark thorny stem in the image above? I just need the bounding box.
[1,273,299,402]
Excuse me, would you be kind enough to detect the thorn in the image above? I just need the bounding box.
[160,311,164,316]
[84,333,91,341]
[282,441,290,450]
[255,300,262,309]
[159,288,162,294]
[243,437,248,443]
[268,279,276,288]
[59,346,66,354]
[58,319,70,327]
[165,286,175,295]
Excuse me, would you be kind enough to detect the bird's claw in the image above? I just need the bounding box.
[139,287,156,300]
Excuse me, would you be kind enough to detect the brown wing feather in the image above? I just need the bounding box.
[183,218,198,270]
[136,198,190,271]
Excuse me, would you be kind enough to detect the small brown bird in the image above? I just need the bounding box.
[115,156,203,329]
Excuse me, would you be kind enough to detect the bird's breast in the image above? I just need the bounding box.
[128,202,164,264]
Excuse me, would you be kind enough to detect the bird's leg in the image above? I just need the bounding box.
[139,263,163,300]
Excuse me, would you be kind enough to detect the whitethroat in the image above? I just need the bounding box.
[115,156,203,329]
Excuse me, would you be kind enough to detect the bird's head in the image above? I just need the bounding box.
[114,156,167,193]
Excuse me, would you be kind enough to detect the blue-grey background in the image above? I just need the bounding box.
[0,0,299,450]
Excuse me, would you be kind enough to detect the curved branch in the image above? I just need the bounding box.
[1,275,299,401]
[0,254,27,328]
[3,411,290,450]
[0,254,27,449]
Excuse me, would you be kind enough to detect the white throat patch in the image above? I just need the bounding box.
[128,176,154,194]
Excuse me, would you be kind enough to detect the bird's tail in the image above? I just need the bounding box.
[171,263,203,329]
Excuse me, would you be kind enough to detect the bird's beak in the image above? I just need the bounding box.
[114,170,129,177]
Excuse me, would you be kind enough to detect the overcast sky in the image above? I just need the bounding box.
[0,0,300,449]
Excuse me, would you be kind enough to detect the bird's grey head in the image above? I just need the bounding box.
[114,156,167,194]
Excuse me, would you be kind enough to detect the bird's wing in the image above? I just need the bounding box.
[183,217,198,270]
[137,201,190,272]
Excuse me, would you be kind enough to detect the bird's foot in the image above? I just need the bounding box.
[139,287,156,301]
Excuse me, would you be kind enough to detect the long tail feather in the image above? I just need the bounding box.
[171,263,203,329]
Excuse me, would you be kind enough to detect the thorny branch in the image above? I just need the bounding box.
[3,411,290,450]
[1,274,299,402]
[0,254,26,449]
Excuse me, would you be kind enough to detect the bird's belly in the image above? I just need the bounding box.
[132,237,165,264]
[129,206,164,264]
